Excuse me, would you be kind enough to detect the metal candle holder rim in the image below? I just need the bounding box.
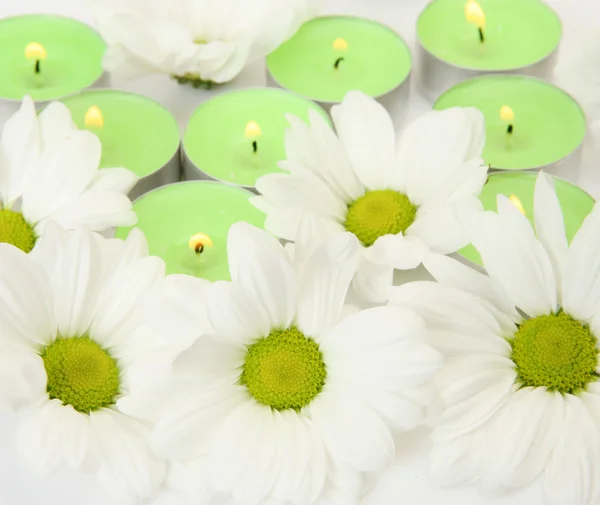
[265,14,413,106]
[0,13,107,103]
[130,178,257,205]
[432,74,588,173]
[415,0,563,73]
[181,86,330,192]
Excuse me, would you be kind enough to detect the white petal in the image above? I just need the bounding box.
[42,189,136,232]
[296,232,359,337]
[534,172,568,305]
[38,101,77,147]
[331,91,395,190]
[256,172,347,221]
[310,390,394,472]
[390,281,504,335]
[397,107,485,204]
[88,167,139,194]
[21,131,101,223]
[227,223,296,329]
[423,252,519,326]
[292,213,344,273]
[544,395,600,505]
[468,198,557,316]
[351,257,394,303]
[406,198,481,254]
[154,384,246,460]
[430,430,483,486]
[207,281,270,345]
[91,409,165,503]
[0,346,46,407]
[0,243,55,346]
[0,96,40,205]
[478,387,563,489]
[91,256,165,348]
[562,201,600,322]
[209,401,281,505]
[362,233,429,270]
[17,400,93,474]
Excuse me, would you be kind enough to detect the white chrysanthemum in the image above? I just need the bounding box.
[252,91,487,303]
[0,96,137,253]
[145,221,441,505]
[391,171,600,505]
[92,0,316,87]
[0,223,165,504]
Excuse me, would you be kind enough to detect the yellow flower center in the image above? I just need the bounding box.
[0,209,36,253]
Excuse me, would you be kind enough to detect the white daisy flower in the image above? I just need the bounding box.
[92,0,316,87]
[252,90,487,303]
[390,171,600,505]
[0,96,137,253]
[0,223,165,504]
[146,222,442,505]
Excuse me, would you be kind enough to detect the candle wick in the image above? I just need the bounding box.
[507,124,514,134]
[252,140,258,154]
[34,60,41,74]
[334,57,344,70]
[478,27,485,43]
[195,243,204,255]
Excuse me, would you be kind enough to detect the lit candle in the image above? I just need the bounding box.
[0,15,106,103]
[458,172,594,266]
[182,88,328,190]
[464,1,485,44]
[59,89,181,199]
[433,75,585,172]
[266,16,411,122]
[115,181,266,281]
[417,0,562,98]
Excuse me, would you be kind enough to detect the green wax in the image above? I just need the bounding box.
[433,76,586,170]
[115,181,266,281]
[0,15,105,101]
[417,0,561,70]
[60,90,180,178]
[183,88,329,187]
[266,16,411,103]
[459,172,594,266]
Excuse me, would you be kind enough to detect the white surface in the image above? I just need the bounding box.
[0,1,598,504]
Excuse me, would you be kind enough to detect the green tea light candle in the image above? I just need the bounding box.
[0,15,106,106]
[182,88,329,190]
[266,16,412,123]
[60,89,181,199]
[116,181,266,281]
[417,0,561,97]
[433,75,586,172]
[458,172,595,267]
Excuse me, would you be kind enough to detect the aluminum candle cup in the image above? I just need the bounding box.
[60,89,181,200]
[433,75,586,175]
[182,88,329,192]
[416,0,562,99]
[266,16,412,126]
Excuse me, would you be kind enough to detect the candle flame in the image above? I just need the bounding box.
[333,38,348,51]
[244,121,261,139]
[509,194,526,215]
[465,0,486,29]
[25,42,47,61]
[500,105,514,122]
[85,106,104,129]
[189,233,213,254]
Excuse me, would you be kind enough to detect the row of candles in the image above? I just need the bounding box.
[0,0,593,281]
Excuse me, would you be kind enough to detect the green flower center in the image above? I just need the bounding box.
[171,72,214,89]
[510,312,599,394]
[0,209,36,253]
[41,336,120,413]
[344,190,417,247]
[240,327,326,411]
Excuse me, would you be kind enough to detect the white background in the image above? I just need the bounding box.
[0,0,597,504]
